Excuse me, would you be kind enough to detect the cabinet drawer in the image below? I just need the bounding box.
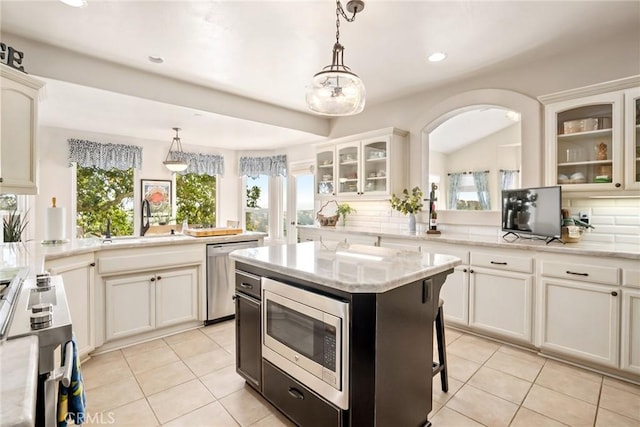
[263,361,341,427]
[471,252,533,273]
[235,270,261,299]
[542,261,619,285]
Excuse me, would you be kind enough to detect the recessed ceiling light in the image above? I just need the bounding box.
[59,0,87,7]
[428,52,447,62]
[148,56,164,64]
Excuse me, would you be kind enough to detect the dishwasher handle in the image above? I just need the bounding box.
[207,241,257,256]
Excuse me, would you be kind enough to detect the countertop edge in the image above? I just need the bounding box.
[40,232,266,261]
[230,251,461,294]
[298,226,640,260]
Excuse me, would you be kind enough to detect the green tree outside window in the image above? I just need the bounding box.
[76,166,134,237]
[176,174,216,227]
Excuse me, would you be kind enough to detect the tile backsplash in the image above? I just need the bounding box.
[564,197,640,244]
[318,197,640,245]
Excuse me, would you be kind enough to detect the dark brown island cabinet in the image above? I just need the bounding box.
[231,242,459,427]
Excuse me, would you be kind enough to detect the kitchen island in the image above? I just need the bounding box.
[230,241,460,427]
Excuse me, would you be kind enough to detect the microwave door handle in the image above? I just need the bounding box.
[49,341,74,387]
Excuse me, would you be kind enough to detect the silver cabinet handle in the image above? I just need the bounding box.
[50,341,74,387]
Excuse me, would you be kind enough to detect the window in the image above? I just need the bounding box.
[295,174,315,226]
[76,166,134,237]
[1,194,30,242]
[448,171,491,210]
[176,173,216,227]
[500,169,520,190]
[246,175,269,233]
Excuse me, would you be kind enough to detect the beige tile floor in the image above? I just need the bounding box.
[80,320,640,426]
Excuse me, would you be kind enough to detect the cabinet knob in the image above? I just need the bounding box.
[462,268,468,273]
[469,269,474,274]
[611,291,618,296]
[0,178,3,183]
[156,276,162,281]
[150,277,156,282]
[89,262,96,267]
[615,183,621,188]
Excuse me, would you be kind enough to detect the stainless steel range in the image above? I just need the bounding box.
[8,274,74,427]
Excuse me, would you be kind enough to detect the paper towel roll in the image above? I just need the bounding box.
[45,207,66,241]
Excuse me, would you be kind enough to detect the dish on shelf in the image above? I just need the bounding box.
[558,174,569,184]
[322,174,332,181]
[562,117,611,134]
[321,160,333,166]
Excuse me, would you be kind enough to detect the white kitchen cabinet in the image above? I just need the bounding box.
[0,64,45,195]
[469,250,534,343]
[621,288,640,375]
[623,87,640,190]
[621,269,640,375]
[314,127,408,199]
[539,257,621,367]
[105,266,198,341]
[45,253,96,359]
[105,273,155,340]
[155,267,198,328]
[440,265,470,326]
[315,148,336,197]
[540,76,640,193]
[470,268,533,343]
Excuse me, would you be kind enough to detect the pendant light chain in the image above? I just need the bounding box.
[335,0,359,43]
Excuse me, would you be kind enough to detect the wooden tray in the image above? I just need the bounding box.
[184,227,243,237]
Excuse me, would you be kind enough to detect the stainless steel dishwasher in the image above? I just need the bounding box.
[206,241,258,324]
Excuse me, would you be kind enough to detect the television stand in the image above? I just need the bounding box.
[502,231,519,241]
[545,236,565,245]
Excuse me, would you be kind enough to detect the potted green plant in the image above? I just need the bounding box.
[3,209,29,242]
[390,187,423,232]
[336,203,356,226]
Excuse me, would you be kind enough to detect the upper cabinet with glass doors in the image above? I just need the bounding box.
[540,77,640,193]
[624,87,640,190]
[314,128,408,199]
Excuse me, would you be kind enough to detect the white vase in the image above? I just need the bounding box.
[408,213,416,233]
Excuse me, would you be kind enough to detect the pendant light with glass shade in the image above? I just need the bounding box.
[163,127,189,172]
[306,0,366,116]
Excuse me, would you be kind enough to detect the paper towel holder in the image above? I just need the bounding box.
[41,196,70,245]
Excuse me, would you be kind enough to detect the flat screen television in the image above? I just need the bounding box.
[501,186,562,243]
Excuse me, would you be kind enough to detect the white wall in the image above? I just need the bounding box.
[36,126,237,242]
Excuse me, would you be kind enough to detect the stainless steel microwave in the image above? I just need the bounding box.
[262,278,349,410]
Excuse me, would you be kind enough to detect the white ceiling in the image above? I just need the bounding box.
[2,1,638,149]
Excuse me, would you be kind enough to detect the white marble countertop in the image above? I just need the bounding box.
[0,335,38,427]
[0,232,266,277]
[298,226,640,260]
[229,241,461,293]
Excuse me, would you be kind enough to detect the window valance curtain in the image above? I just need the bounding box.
[176,152,225,177]
[239,155,287,178]
[68,138,142,170]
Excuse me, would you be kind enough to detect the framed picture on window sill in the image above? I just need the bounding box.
[141,179,172,224]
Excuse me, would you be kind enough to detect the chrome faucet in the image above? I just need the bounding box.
[141,199,151,236]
